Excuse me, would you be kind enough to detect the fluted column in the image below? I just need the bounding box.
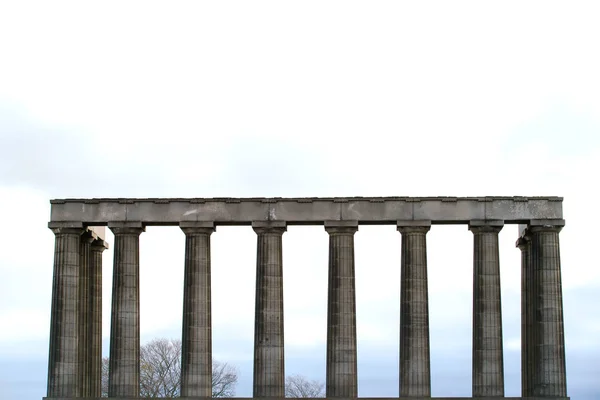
[108,222,144,398]
[397,221,431,397]
[325,220,358,398]
[180,222,215,397]
[89,237,108,398]
[470,220,504,397]
[47,225,84,397]
[529,221,567,397]
[78,230,94,397]
[253,221,286,397]
[516,230,532,397]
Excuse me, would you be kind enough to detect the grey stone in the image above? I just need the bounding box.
[44,196,570,400]
[88,238,107,398]
[516,234,532,397]
[252,222,286,397]
[108,224,144,398]
[528,225,567,397]
[78,231,95,397]
[325,222,358,398]
[49,197,563,225]
[470,222,504,397]
[180,223,215,397]
[47,227,84,397]
[397,222,431,397]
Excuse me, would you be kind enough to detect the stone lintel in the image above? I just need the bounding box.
[50,196,565,203]
[49,196,564,225]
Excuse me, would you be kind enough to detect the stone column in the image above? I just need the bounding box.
[180,222,215,397]
[47,224,83,398]
[252,221,286,397]
[470,220,504,397]
[397,221,432,397]
[325,220,358,398]
[529,220,567,397]
[516,231,532,397]
[89,237,108,398]
[78,230,94,397]
[108,222,144,398]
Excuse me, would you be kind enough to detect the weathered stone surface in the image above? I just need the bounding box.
[325,221,358,398]
[470,221,504,397]
[44,196,569,400]
[108,223,144,398]
[47,227,83,398]
[78,232,95,397]
[528,224,567,397]
[88,238,107,398]
[252,221,286,397]
[180,223,215,397]
[49,197,563,225]
[397,222,431,397]
[517,233,532,397]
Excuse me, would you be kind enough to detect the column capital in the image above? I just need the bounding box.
[252,221,287,234]
[469,219,504,234]
[528,219,565,234]
[180,221,216,235]
[81,229,97,244]
[516,235,531,249]
[324,220,358,235]
[48,221,84,235]
[49,227,84,236]
[397,220,431,234]
[108,221,145,235]
[90,238,109,252]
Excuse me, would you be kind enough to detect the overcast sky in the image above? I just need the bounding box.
[1,1,600,399]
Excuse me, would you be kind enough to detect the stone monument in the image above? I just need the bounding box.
[44,196,568,399]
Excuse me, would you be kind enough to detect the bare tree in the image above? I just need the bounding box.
[285,374,325,398]
[101,357,109,397]
[140,338,181,397]
[212,359,238,397]
[101,338,237,397]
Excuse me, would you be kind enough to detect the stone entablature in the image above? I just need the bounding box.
[49,196,563,225]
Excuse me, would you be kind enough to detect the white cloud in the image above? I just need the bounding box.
[1,1,600,398]
[0,309,48,343]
